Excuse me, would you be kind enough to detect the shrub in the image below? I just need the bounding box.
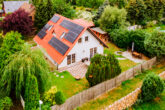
[144,31,165,58]
[141,73,164,102]
[2,9,33,35]
[24,75,40,110]
[55,91,66,105]
[41,104,51,110]
[43,86,57,105]
[0,97,13,110]
[110,29,131,48]
[86,54,121,86]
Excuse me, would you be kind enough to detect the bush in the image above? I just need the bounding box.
[55,91,66,105]
[110,29,131,48]
[2,9,33,35]
[144,31,165,58]
[86,54,121,86]
[141,73,164,102]
[41,104,51,110]
[110,29,149,56]
[0,97,13,110]
[24,75,40,110]
[43,86,57,105]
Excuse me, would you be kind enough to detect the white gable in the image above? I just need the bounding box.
[58,30,104,68]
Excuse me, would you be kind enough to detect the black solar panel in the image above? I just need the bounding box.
[42,24,51,31]
[48,37,69,55]
[50,15,60,23]
[37,29,46,39]
[64,31,78,43]
[60,19,84,43]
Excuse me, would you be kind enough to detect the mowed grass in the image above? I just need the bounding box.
[132,90,165,110]
[77,62,165,110]
[104,42,137,72]
[46,71,89,99]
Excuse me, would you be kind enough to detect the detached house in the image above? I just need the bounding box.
[34,14,108,69]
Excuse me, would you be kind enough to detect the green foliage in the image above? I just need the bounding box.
[0,45,50,98]
[76,0,104,8]
[0,31,24,72]
[86,54,121,86]
[141,73,164,102]
[93,0,109,22]
[98,5,128,32]
[41,104,51,110]
[109,0,128,8]
[55,91,66,105]
[0,97,13,110]
[43,86,57,105]
[144,0,164,21]
[110,29,149,55]
[34,0,54,31]
[126,0,146,25]
[0,33,3,47]
[52,0,76,18]
[25,75,40,110]
[144,31,165,58]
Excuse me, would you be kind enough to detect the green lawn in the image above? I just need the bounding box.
[104,42,137,72]
[144,24,165,33]
[132,90,165,110]
[77,62,165,110]
[46,71,89,99]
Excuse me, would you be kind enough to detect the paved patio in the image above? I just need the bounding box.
[122,51,146,63]
[58,61,89,79]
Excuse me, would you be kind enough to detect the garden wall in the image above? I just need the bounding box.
[104,71,165,110]
[51,57,157,110]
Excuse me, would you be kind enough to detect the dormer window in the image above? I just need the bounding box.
[48,25,53,31]
[60,32,65,39]
[52,30,56,37]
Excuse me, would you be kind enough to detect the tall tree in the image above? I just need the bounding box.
[109,0,128,8]
[126,0,146,25]
[25,75,40,110]
[45,0,54,20]
[0,45,50,98]
[2,9,33,35]
[98,5,128,32]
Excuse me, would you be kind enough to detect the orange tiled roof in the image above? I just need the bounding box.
[34,14,107,65]
[73,19,94,28]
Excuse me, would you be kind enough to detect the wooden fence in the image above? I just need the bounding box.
[51,57,157,110]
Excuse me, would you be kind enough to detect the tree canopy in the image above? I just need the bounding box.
[2,9,33,35]
[0,45,50,98]
[98,5,128,32]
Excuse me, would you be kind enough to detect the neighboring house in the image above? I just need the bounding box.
[91,27,109,42]
[1,0,29,16]
[34,14,108,69]
[19,3,35,21]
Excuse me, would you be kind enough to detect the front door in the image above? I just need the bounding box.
[90,47,97,60]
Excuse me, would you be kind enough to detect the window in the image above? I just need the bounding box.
[48,25,53,31]
[72,54,75,63]
[78,38,82,43]
[60,32,65,39]
[94,47,97,55]
[67,55,71,65]
[52,31,56,37]
[67,54,76,65]
[85,36,88,42]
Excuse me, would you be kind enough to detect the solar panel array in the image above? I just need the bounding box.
[51,15,60,23]
[48,37,69,55]
[60,20,84,43]
[37,29,46,39]
[42,24,51,31]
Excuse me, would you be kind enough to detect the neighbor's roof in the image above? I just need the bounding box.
[91,27,107,34]
[34,14,108,65]
[19,2,35,14]
[73,19,94,28]
[3,1,29,13]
